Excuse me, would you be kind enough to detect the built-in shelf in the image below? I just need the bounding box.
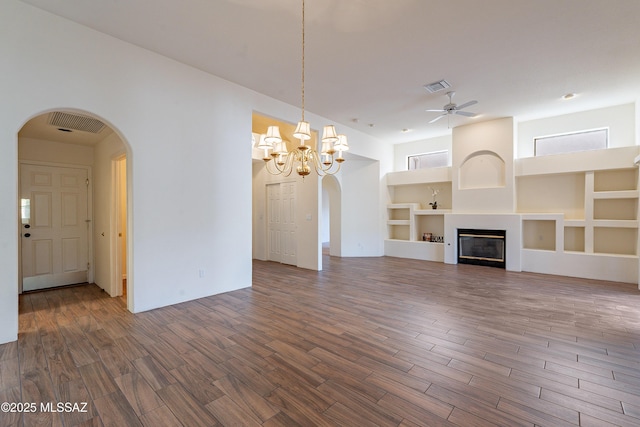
[387,220,410,225]
[517,159,638,265]
[414,209,452,215]
[592,190,638,199]
[385,179,450,260]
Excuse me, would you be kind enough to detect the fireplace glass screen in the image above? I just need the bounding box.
[458,229,506,268]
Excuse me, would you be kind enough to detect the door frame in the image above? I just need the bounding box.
[110,154,127,298]
[18,160,94,293]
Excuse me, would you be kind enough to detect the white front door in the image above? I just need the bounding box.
[267,182,297,266]
[20,163,90,291]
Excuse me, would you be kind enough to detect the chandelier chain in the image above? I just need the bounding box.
[300,0,305,121]
[259,0,348,178]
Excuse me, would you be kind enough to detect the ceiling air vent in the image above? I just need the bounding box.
[423,79,451,94]
[48,112,106,134]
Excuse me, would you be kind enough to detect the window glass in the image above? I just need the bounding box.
[535,128,608,157]
[20,198,30,225]
[407,150,448,170]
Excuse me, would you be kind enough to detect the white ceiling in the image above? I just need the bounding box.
[17,0,640,144]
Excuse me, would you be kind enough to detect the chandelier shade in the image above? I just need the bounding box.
[321,125,339,143]
[264,126,282,144]
[293,121,311,141]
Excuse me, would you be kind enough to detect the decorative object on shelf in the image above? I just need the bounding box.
[428,186,440,209]
[257,0,348,178]
[423,233,432,242]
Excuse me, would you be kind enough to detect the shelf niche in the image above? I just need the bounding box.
[564,227,585,252]
[594,168,638,192]
[516,173,586,219]
[522,220,556,251]
[594,227,637,256]
[416,214,445,242]
[593,198,638,221]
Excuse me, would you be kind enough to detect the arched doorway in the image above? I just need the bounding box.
[17,109,132,309]
[322,175,342,258]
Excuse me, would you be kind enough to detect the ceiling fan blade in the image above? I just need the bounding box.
[455,110,477,117]
[428,114,447,124]
[456,100,478,110]
[426,109,445,112]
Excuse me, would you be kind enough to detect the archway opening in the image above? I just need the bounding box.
[17,109,133,310]
[322,174,342,259]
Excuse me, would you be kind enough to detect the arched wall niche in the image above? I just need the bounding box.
[458,150,506,190]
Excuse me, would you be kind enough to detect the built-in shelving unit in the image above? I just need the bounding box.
[516,146,639,283]
[385,146,639,283]
[385,167,452,262]
[518,164,638,256]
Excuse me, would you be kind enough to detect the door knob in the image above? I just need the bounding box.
[24,233,31,238]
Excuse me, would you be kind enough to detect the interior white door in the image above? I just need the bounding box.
[280,182,297,266]
[267,183,282,263]
[20,164,89,291]
[267,182,297,266]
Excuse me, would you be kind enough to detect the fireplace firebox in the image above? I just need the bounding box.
[457,228,506,268]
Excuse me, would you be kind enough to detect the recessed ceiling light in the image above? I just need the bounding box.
[562,93,576,100]
[401,128,411,133]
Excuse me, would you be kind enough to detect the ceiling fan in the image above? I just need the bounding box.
[427,91,478,124]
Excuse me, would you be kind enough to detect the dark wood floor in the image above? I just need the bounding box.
[2,254,640,426]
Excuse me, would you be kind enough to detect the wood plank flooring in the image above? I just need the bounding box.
[2,253,640,426]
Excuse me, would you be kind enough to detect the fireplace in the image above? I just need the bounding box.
[457,229,506,268]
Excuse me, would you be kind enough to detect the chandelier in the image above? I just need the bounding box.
[257,0,348,177]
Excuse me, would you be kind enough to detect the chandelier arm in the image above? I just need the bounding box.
[280,152,295,177]
[265,159,284,176]
[311,150,342,176]
[264,161,280,176]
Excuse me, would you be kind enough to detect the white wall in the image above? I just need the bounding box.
[340,158,383,256]
[19,138,95,166]
[251,161,268,261]
[321,181,331,243]
[393,134,452,171]
[517,103,636,158]
[1,0,257,343]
